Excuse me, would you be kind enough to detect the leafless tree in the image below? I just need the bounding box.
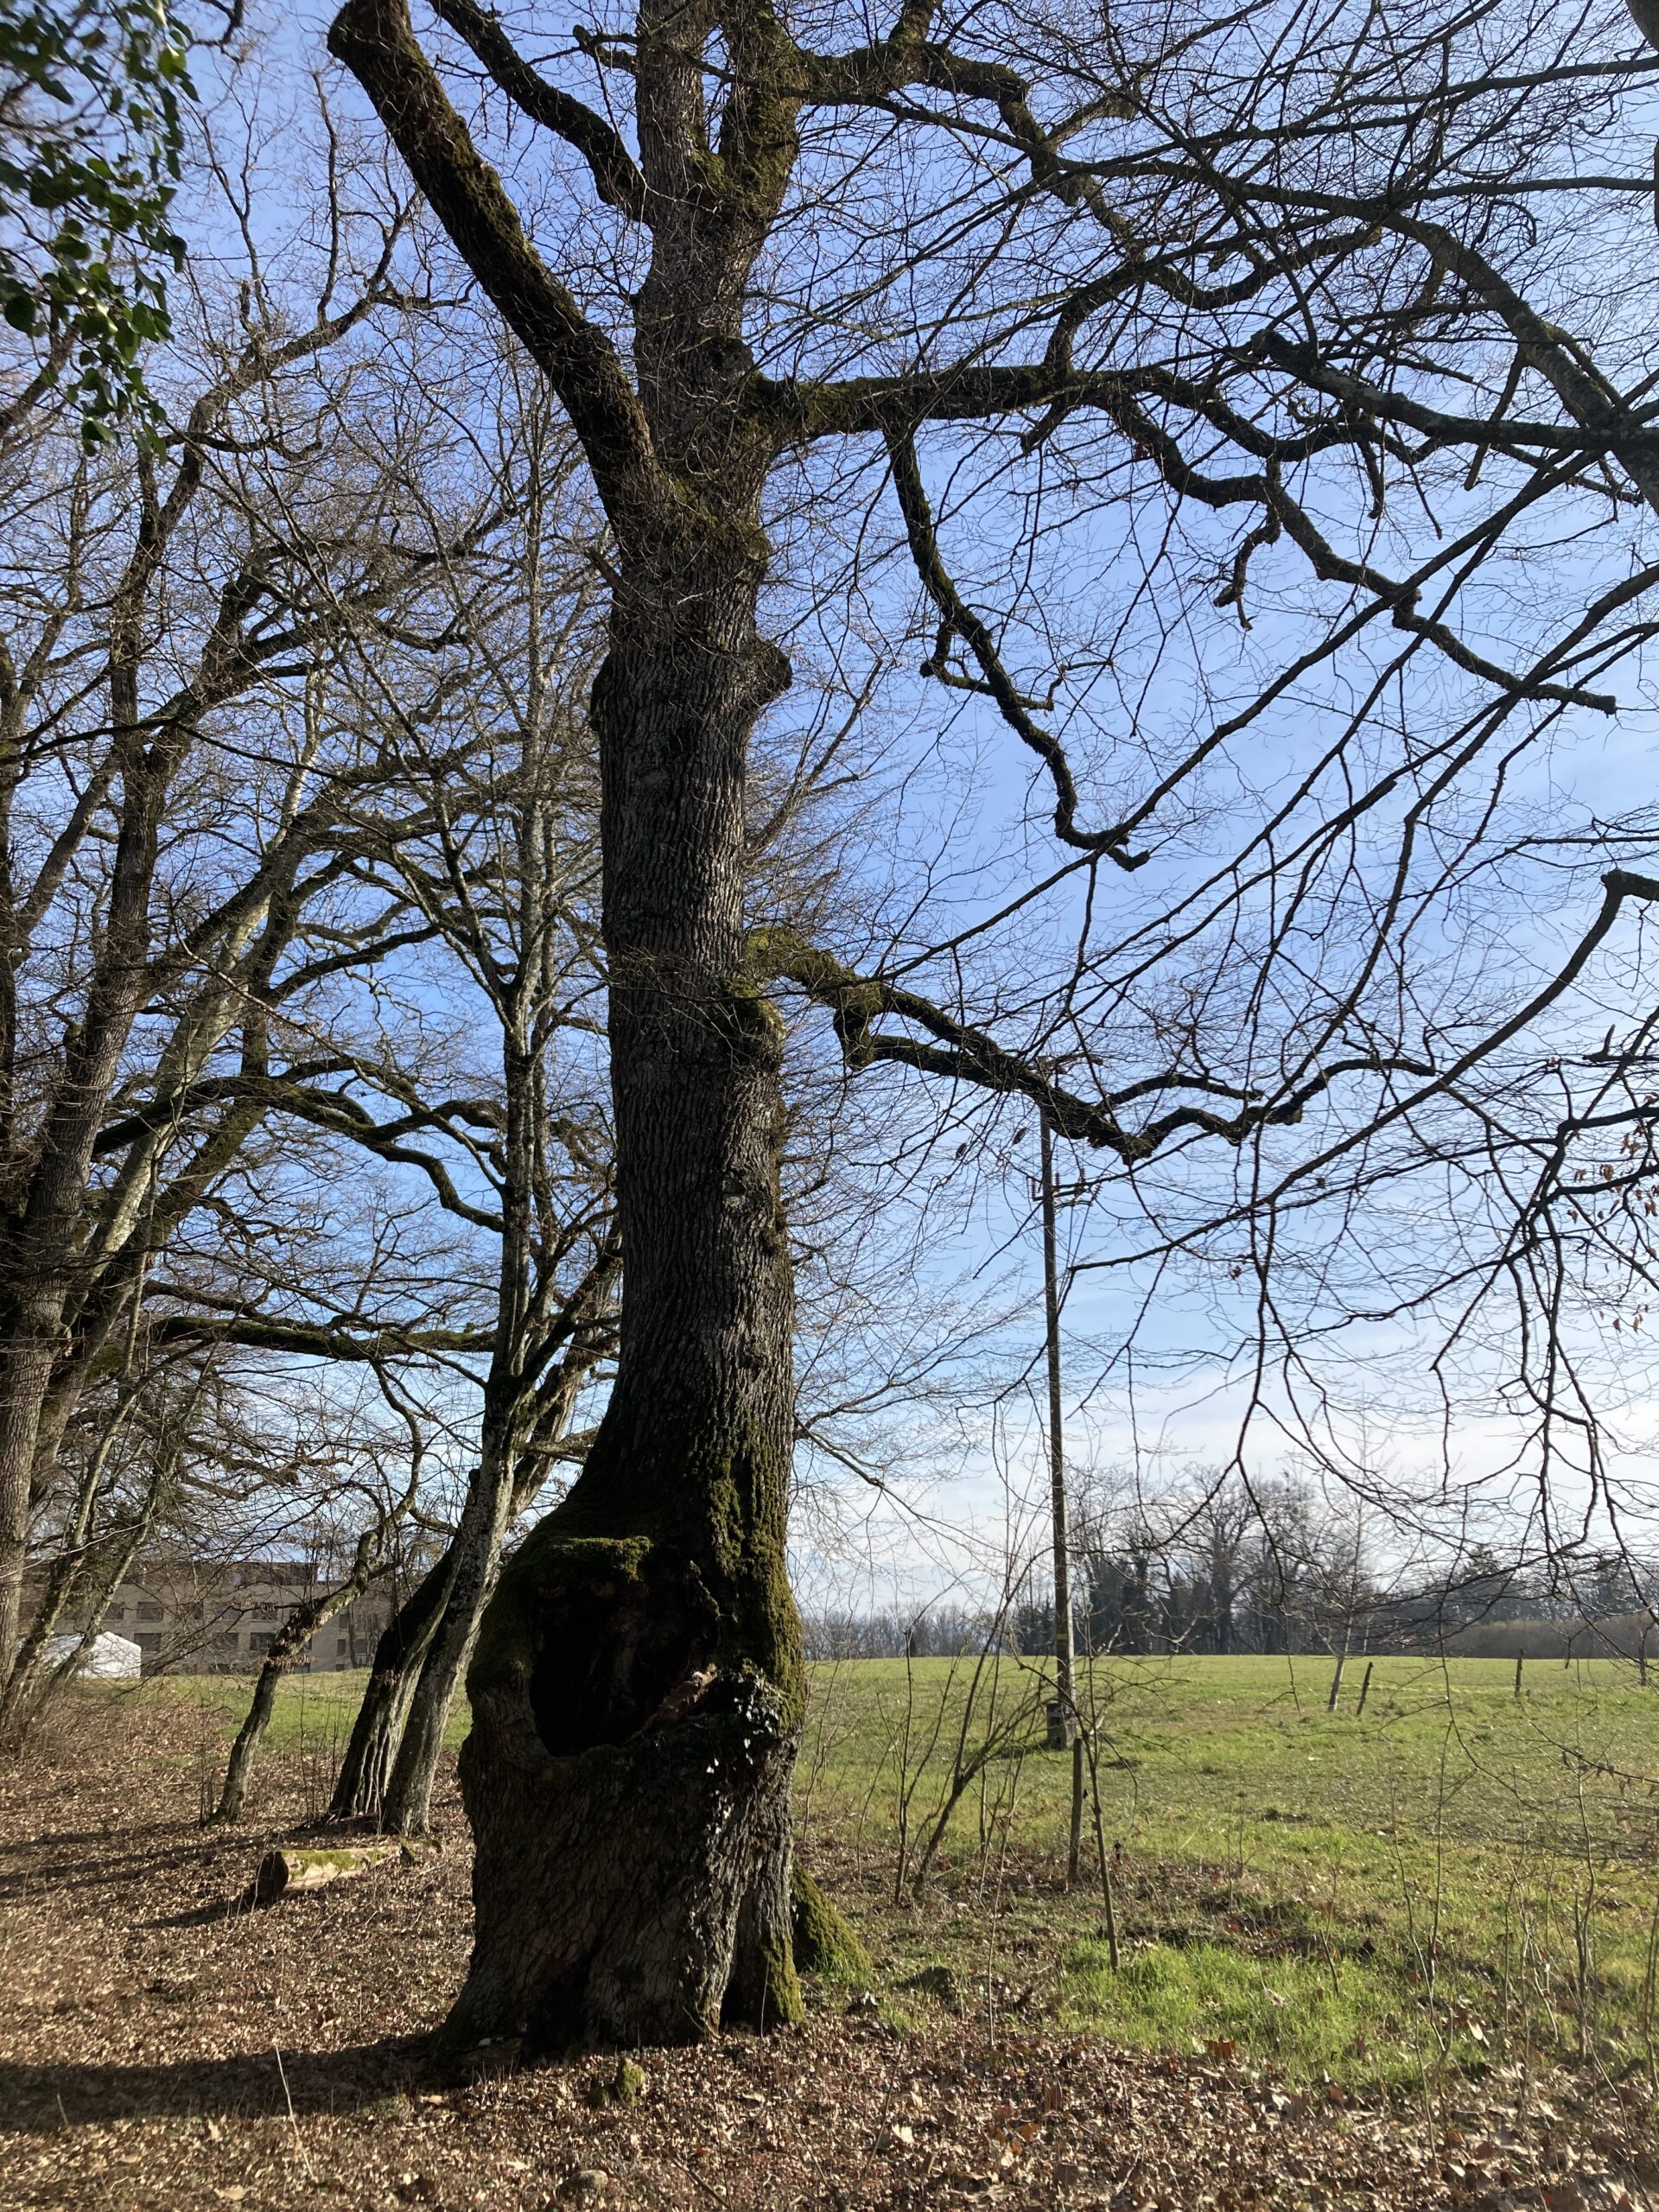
[320,370,621,1834]
[0,78,531,1707]
[2,1348,215,1738]
[297,0,1659,2050]
[3,1340,418,1739]
[213,1422,423,1822]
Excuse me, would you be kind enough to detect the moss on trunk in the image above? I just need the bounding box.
[791,1863,873,1984]
[442,1490,803,2053]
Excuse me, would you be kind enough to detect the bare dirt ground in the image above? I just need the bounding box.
[1,1696,1656,2212]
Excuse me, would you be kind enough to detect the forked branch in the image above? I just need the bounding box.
[429,0,648,219]
[753,928,1428,1159]
[327,0,663,548]
[884,426,1143,867]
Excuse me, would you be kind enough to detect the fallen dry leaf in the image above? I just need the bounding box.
[0,1698,1655,2212]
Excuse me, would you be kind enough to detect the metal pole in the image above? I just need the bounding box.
[1041,1111,1076,1755]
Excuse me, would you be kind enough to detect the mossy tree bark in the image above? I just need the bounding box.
[441,576,804,2046]
[329,0,815,2050]
[326,0,1175,2050]
[322,0,1659,2048]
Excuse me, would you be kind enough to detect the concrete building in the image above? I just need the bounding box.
[88,1559,393,1674]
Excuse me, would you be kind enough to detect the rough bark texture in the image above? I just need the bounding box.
[330,1547,455,1823]
[330,0,809,2050]
[446,1537,800,2051]
[379,1065,612,1836]
[439,573,804,2050]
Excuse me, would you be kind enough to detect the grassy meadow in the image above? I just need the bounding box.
[154,1649,1659,2094]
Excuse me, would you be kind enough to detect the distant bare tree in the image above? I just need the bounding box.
[323,372,620,1834]
[213,1427,423,1822]
[0,84,517,1707]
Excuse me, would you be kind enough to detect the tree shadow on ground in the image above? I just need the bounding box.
[0,2035,440,2129]
[0,1827,253,1907]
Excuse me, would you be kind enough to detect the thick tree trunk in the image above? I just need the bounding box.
[0,1329,60,1695]
[440,562,804,2056]
[330,1544,455,1822]
[327,0,810,2057]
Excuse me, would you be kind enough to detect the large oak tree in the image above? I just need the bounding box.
[326,0,1659,2049]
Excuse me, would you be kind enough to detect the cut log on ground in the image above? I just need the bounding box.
[252,1842,404,1904]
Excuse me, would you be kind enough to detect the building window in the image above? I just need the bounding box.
[335,1638,348,1658]
[106,1604,125,1624]
[137,1603,163,1624]
[248,1631,276,1656]
[135,1632,162,1653]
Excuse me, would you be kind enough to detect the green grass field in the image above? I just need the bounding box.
[155,1650,1659,2092]
[798,1650,1659,2091]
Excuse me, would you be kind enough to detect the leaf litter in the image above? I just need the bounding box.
[0,1694,1654,2212]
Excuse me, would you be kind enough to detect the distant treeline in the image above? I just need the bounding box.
[1442,1610,1659,1661]
[804,1506,1659,1662]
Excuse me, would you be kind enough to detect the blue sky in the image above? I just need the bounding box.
[138,0,1659,1605]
